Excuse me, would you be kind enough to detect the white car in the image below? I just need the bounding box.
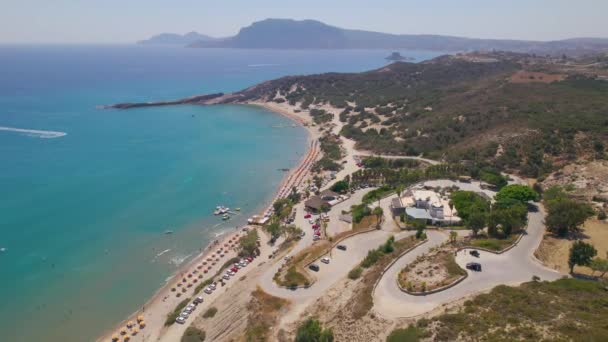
[186,304,196,311]
[175,316,186,324]
[179,311,189,318]
[223,274,230,280]
[284,255,292,261]
[209,283,217,290]
[313,236,320,241]
[204,287,213,294]
[193,296,204,304]
[309,219,314,224]
[321,257,330,264]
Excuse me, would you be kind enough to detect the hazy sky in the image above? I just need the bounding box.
[1,0,607,43]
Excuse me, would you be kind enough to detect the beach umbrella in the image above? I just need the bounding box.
[171,287,176,292]
[127,321,134,328]
[139,321,146,328]
[202,261,207,265]
[198,274,203,279]
[193,278,198,283]
[123,336,130,342]
[112,334,119,341]
[177,283,182,287]
[137,315,144,322]
[182,287,187,292]
[203,269,208,273]
[176,293,181,297]
[187,283,192,288]
[120,328,127,335]
[131,328,138,335]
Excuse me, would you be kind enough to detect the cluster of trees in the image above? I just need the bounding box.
[544,186,594,237]
[361,156,419,169]
[451,184,535,238]
[309,108,333,124]
[312,134,343,172]
[238,229,260,257]
[351,203,371,224]
[295,318,334,342]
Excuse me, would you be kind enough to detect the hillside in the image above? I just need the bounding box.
[138,32,215,45]
[189,18,608,55]
[230,52,608,178]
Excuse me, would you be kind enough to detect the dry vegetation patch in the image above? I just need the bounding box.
[536,219,608,277]
[509,70,566,83]
[399,246,466,293]
[243,287,290,341]
[418,279,608,341]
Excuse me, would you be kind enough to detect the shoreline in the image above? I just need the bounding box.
[97,101,317,342]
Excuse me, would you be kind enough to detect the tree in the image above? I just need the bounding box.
[546,198,593,237]
[372,206,384,229]
[487,203,527,238]
[589,258,608,278]
[496,184,539,204]
[395,184,405,198]
[568,241,597,273]
[449,231,458,244]
[295,318,334,342]
[330,180,349,194]
[467,211,487,236]
[238,229,259,257]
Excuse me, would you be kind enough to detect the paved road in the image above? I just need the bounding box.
[258,188,405,303]
[373,207,563,318]
[356,152,440,165]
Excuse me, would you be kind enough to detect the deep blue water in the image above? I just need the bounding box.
[0,45,441,342]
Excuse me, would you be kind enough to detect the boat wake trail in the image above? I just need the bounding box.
[0,126,67,139]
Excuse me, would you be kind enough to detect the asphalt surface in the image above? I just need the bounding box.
[373,207,563,318]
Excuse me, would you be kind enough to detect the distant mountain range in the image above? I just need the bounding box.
[143,19,608,55]
[137,32,216,45]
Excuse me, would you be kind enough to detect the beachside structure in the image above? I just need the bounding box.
[391,189,461,226]
[305,189,344,212]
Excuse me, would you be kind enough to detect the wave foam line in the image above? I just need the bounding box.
[0,126,67,138]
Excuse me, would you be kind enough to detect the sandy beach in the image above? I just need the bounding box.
[97,101,319,342]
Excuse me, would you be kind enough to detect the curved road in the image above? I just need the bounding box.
[373,207,563,318]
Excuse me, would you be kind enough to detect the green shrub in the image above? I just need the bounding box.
[387,326,421,342]
[181,327,206,342]
[295,318,334,342]
[202,307,218,319]
[348,266,363,280]
[165,298,191,326]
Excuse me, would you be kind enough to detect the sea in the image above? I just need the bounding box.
[0,45,441,342]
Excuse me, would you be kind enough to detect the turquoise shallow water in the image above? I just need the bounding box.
[0,45,440,341]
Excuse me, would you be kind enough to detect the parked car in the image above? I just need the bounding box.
[300,231,305,237]
[313,236,321,241]
[284,255,292,261]
[309,264,320,272]
[337,245,347,251]
[186,304,196,311]
[223,274,230,280]
[466,262,482,271]
[175,316,186,324]
[309,219,314,224]
[246,256,254,262]
[209,283,217,290]
[183,307,193,314]
[193,296,204,304]
[469,250,480,258]
[204,287,213,294]
[304,214,311,219]
[179,311,189,319]
[321,257,330,264]
[312,224,319,229]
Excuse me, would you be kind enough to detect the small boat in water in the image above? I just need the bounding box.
[222,214,230,220]
[164,230,174,235]
[235,208,241,211]
[0,247,6,253]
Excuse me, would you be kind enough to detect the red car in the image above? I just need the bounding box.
[246,257,253,262]
[230,267,239,273]
[312,224,319,229]
[304,214,312,219]
[314,231,321,236]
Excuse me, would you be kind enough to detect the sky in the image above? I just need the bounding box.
[1,0,607,43]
